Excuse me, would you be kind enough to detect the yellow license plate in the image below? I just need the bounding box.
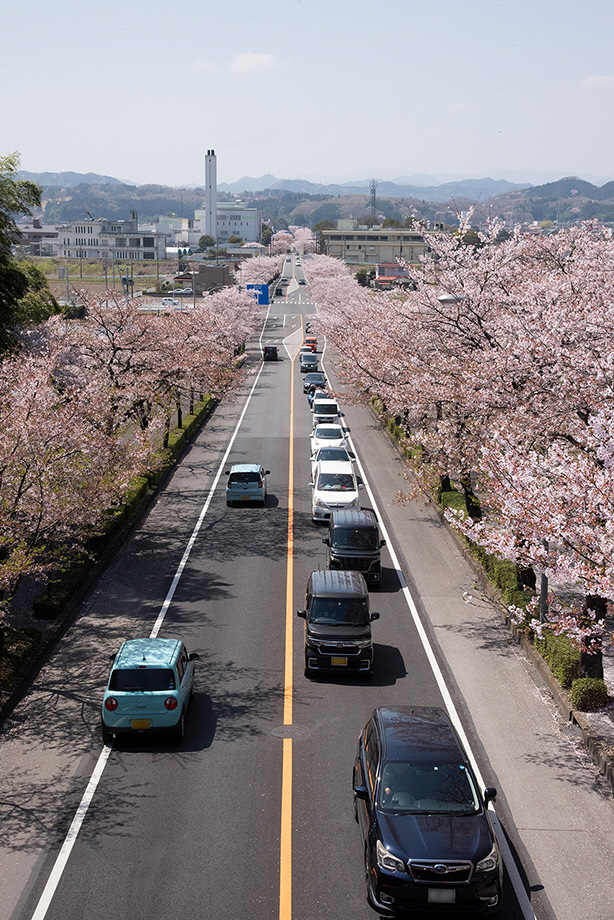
[131,719,151,730]
[330,657,348,666]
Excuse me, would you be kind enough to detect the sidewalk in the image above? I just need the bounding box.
[337,386,614,920]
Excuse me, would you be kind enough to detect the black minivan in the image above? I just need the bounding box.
[353,706,502,914]
[323,509,385,585]
[297,570,379,678]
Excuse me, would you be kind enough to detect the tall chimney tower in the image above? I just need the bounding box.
[204,149,217,240]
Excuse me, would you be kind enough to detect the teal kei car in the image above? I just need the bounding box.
[224,463,270,506]
[101,637,199,742]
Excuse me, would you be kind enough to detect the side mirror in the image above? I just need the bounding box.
[296,609,307,619]
[370,612,380,621]
[353,785,369,800]
[108,653,117,661]
[359,483,365,490]
[380,539,386,548]
[322,537,330,545]
[309,482,314,488]
[188,652,200,661]
[264,470,271,475]
[223,470,229,475]
[484,787,497,804]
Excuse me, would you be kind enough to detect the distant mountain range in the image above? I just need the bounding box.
[18,170,133,187]
[216,174,531,202]
[16,170,614,228]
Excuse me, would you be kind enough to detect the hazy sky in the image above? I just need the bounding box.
[3,0,614,187]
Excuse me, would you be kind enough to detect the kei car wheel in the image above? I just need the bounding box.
[173,709,185,742]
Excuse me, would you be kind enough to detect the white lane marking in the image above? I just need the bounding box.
[321,355,537,920]
[27,363,266,920]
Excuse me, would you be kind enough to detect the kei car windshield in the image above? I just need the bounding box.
[229,471,260,484]
[309,597,369,626]
[378,761,481,814]
[332,527,379,549]
[315,428,343,440]
[109,668,176,692]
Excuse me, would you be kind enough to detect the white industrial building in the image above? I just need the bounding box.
[55,211,167,261]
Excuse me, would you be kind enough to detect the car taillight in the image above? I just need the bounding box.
[164,697,178,710]
[105,697,118,711]
[258,479,263,487]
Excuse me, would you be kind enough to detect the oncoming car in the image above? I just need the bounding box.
[225,463,270,506]
[310,423,348,454]
[101,637,199,742]
[311,460,362,521]
[353,706,502,914]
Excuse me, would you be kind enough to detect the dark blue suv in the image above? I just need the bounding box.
[353,706,502,914]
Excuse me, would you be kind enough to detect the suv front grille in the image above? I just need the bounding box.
[409,861,473,884]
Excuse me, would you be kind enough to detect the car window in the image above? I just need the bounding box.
[309,598,369,625]
[109,668,176,691]
[316,473,356,491]
[379,761,481,814]
[315,428,343,440]
[229,471,260,483]
[177,649,187,682]
[364,722,379,796]
[332,527,378,549]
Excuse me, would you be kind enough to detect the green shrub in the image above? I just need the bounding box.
[570,677,609,710]
[440,489,467,514]
[534,631,580,687]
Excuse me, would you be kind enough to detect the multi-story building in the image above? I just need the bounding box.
[56,211,167,261]
[321,222,428,265]
[193,202,261,244]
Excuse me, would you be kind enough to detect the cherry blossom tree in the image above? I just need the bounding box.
[0,286,261,615]
[308,224,614,674]
[238,254,285,286]
[270,230,294,254]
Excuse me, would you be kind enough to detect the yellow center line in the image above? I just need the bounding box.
[279,341,297,920]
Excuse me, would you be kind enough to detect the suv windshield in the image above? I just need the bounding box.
[379,761,481,815]
[110,668,176,691]
[310,598,369,626]
[332,527,378,550]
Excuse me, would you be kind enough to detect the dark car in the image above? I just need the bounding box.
[262,345,278,361]
[299,352,319,373]
[297,570,379,678]
[353,706,502,915]
[324,508,385,585]
[303,372,327,394]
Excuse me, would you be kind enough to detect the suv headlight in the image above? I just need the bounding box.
[376,839,405,873]
[476,839,500,873]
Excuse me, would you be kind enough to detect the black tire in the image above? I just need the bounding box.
[173,709,185,742]
[101,722,113,745]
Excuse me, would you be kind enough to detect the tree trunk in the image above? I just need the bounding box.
[459,475,482,521]
[579,594,605,679]
[517,565,536,592]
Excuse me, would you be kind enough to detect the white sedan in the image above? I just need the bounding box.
[310,423,348,455]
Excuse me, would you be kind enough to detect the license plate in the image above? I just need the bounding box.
[240,494,251,500]
[428,889,455,904]
[330,657,348,666]
[131,719,151,730]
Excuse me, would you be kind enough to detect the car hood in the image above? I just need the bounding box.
[377,810,493,864]
[307,623,371,640]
